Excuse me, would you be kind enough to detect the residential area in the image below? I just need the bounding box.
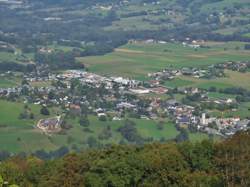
[1,65,249,138]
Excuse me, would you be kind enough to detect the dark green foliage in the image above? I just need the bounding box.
[40,106,50,116]
[1,131,250,186]
[175,128,189,143]
[118,119,143,143]
[79,116,90,127]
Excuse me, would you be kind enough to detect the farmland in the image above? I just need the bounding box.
[165,70,250,90]
[78,42,250,79]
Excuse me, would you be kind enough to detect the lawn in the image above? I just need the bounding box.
[78,42,250,79]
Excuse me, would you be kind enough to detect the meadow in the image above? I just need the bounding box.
[78,41,250,80]
[165,70,250,90]
[0,77,19,88]
[0,100,211,153]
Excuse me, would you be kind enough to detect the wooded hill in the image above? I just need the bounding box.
[0,130,250,187]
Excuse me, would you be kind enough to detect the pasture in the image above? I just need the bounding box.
[170,70,250,90]
[0,100,61,153]
[0,77,19,88]
[0,100,210,153]
[78,42,250,79]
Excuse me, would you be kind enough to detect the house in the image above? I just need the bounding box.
[117,102,136,109]
[130,88,150,94]
[97,113,107,117]
[176,116,190,126]
[150,87,168,94]
[69,104,81,116]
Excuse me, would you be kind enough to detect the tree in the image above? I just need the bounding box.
[79,116,90,127]
[175,128,189,142]
[0,175,3,187]
[244,44,250,50]
[118,119,143,143]
[99,115,107,121]
[40,106,50,115]
[87,136,98,148]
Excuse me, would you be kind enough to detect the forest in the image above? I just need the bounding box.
[0,130,250,187]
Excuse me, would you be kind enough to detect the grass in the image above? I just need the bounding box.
[0,100,62,153]
[134,119,179,140]
[0,51,34,64]
[0,52,18,62]
[30,81,52,87]
[188,132,209,142]
[164,78,194,88]
[207,92,235,99]
[211,102,250,119]
[0,78,19,88]
[0,100,211,153]
[243,33,250,38]
[78,42,250,79]
[172,70,250,90]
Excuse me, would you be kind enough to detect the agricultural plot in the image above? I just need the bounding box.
[78,42,250,80]
[0,78,19,88]
[172,70,250,90]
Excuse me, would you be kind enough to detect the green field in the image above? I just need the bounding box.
[0,100,211,153]
[0,49,34,65]
[211,102,250,119]
[0,78,19,88]
[0,52,18,62]
[164,78,194,88]
[0,100,61,153]
[243,33,250,38]
[78,42,250,79]
[174,70,250,90]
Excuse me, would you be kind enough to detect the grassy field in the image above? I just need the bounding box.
[0,50,34,64]
[164,78,194,88]
[30,81,52,87]
[78,42,250,79]
[243,33,250,38]
[0,77,20,88]
[211,102,250,119]
[172,70,250,90]
[0,100,61,153]
[0,52,18,62]
[0,100,212,153]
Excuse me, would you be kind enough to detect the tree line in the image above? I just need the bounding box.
[0,130,250,186]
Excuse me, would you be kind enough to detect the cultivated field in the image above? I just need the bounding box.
[78,42,250,80]
[164,70,250,90]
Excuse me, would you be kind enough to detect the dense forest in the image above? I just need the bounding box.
[0,130,250,187]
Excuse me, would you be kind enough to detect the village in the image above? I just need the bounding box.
[148,60,250,81]
[0,65,249,137]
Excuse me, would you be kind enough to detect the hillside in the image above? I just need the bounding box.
[0,130,250,187]
[0,0,250,68]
